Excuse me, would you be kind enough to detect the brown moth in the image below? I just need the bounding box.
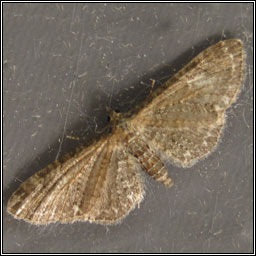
[7,39,245,225]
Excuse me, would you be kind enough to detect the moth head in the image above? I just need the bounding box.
[106,106,122,127]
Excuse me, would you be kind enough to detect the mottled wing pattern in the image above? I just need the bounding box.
[131,39,245,167]
[7,134,144,224]
[7,39,245,225]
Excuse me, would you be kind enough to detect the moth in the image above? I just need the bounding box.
[7,39,245,225]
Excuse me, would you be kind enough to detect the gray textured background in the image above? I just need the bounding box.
[3,3,253,253]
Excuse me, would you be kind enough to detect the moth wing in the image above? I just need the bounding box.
[7,134,144,224]
[131,39,245,167]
